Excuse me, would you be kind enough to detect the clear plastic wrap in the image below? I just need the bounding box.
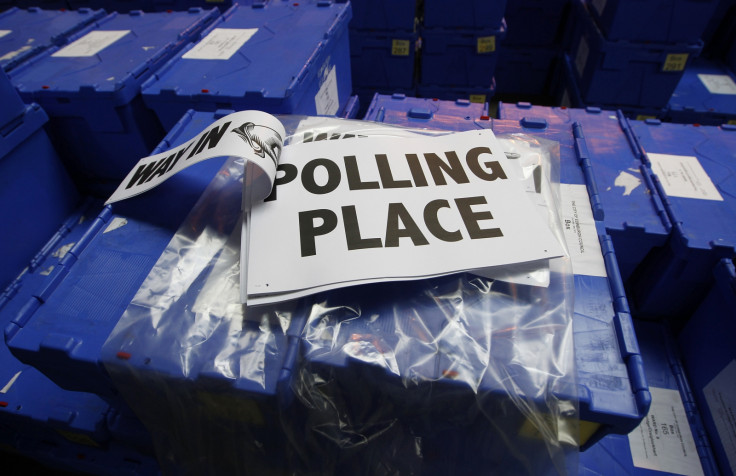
[101,116,579,475]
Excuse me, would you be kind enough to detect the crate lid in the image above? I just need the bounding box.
[141,2,351,103]
[668,58,736,117]
[10,8,219,105]
[0,103,48,159]
[364,93,489,130]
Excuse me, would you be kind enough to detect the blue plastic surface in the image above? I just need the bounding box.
[363,93,489,129]
[580,320,719,476]
[420,20,507,87]
[348,94,651,448]
[66,0,242,12]
[0,66,24,128]
[350,29,417,90]
[142,2,353,131]
[569,0,702,109]
[628,120,736,321]
[498,102,672,282]
[587,0,719,43]
[495,46,559,96]
[0,7,106,72]
[10,9,220,197]
[416,81,496,103]
[338,94,360,119]
[0,104,81,293]
[504,0,571,46]
[423,0,507,29]
[667,58,736,125]
[347,0,416,31]
[679,258,736,476]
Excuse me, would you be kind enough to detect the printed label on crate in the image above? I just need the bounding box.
[575,37,589,78]
[703,359,736,474]
[182,28,258,60]
[648,153,723,201]
[662,54,689,72]
[52,30,130,58]
[469,94,487,104]
[697,73,736,95]
[0,30,11,39]
[628,386,705,476]
[391,39,411,56]
[476,36,496,54]
[315,65,339,116]
[560,184,606,277]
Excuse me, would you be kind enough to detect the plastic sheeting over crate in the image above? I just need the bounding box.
[100,116,580,475]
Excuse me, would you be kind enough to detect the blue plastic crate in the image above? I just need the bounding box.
[0,7,106,72]
[347,0,416,31]
[569,0,702,109]
[667,58,736,125]
[627,120,736,322]
[420,21,507,87]
[0,104,81,293]
[9,8,219,197]
[580,320,719,476]
[679,258,736,476]
[142,2,353,131]
[339,94,360,119]
[504,0,571,46]
[66,0,242,12]
[416,80,496,103]
[498,102,672,283]
[587,0,719,43]
[495,46,559,96]
[423,0,507,30]
[363,93,489,129]
[0,66,24,128]
[350,29,417,90]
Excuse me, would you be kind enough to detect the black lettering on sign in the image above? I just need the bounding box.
[264,163,298,202]
[385,202,429,247]
[465,147,507,182]
[376,154,412,188]
[424,151,470,186]
[342,205,383,251]
[344,155,380,191]
[125,161,158,189]
[301,158,341,195]
[424,199,462,242]
[187,121,232,159]
[299,209,338,257]
[455,196,503,239]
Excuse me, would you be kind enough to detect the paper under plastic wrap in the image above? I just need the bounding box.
[101,117,579,475]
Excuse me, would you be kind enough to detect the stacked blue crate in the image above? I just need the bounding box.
[363,93,489,130]
[0,66,25,132]
[0,7,106,72]
[497,102,671,283]
[141,2,353,130]
[65,0,243,13]
[667,58,736,125]
[496,0,569,99]
[565,0,707,115]
[627,120,736,323]
[9,8,220,197]
[679,258,736,476]
[362,95,650,450]
[347,0,417,115]
[579,320,719,476]
[418,1,505,102]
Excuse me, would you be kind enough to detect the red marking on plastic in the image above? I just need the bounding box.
[42,85,49,90]
[432,98,439,101]
[480,115,490,121]
[167,9,173,13]
[77,454,86,460]
[693,123,701,127]
[294,2,300,5]
[201,89,209,93]
[442,370,459,378]
[0,402,7,408]
[560,106,567,110]
[116,351,131,360]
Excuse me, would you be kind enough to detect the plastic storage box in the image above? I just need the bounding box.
[569,0,702,109]
[417,80,496,103]
[420,20,507,87]
[423,0,507,30]
[0,7,106,72]
[363,93,489,129]
[495,46,559,97]
[10,8,220,197]
[0,66,25,128]
[667,58,736,125]
[347,0,416,31]
[503,0,571,46]
[587,0,720,43]
[679,258,736,476]
[580,320,719,476]
[349,30,417,90]
[627,119,736,322]
[360,95,651,449]
[338,94,360,119]
[141,2,353,131]
[498,102,672,282]
[66,0,241,12]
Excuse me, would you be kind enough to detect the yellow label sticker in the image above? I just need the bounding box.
[477,36,496,54]
[469,94,487,104]
[662,53,688,72]
[728,119,736,125]
[57,430,100,447]
[636,115,657,121]
[391,39,410,56]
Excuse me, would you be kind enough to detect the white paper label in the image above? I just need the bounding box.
[703,360,736,474]
[52,30,130,57]
[560,183,606,277]
[0,30,11,39]
[575,36,589,78]
[590,0,607,15]
[698,73,736,95]
[629,386,704,476]
[315,66,339,116]
[182,28,258,60]
[648,153,723,201]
